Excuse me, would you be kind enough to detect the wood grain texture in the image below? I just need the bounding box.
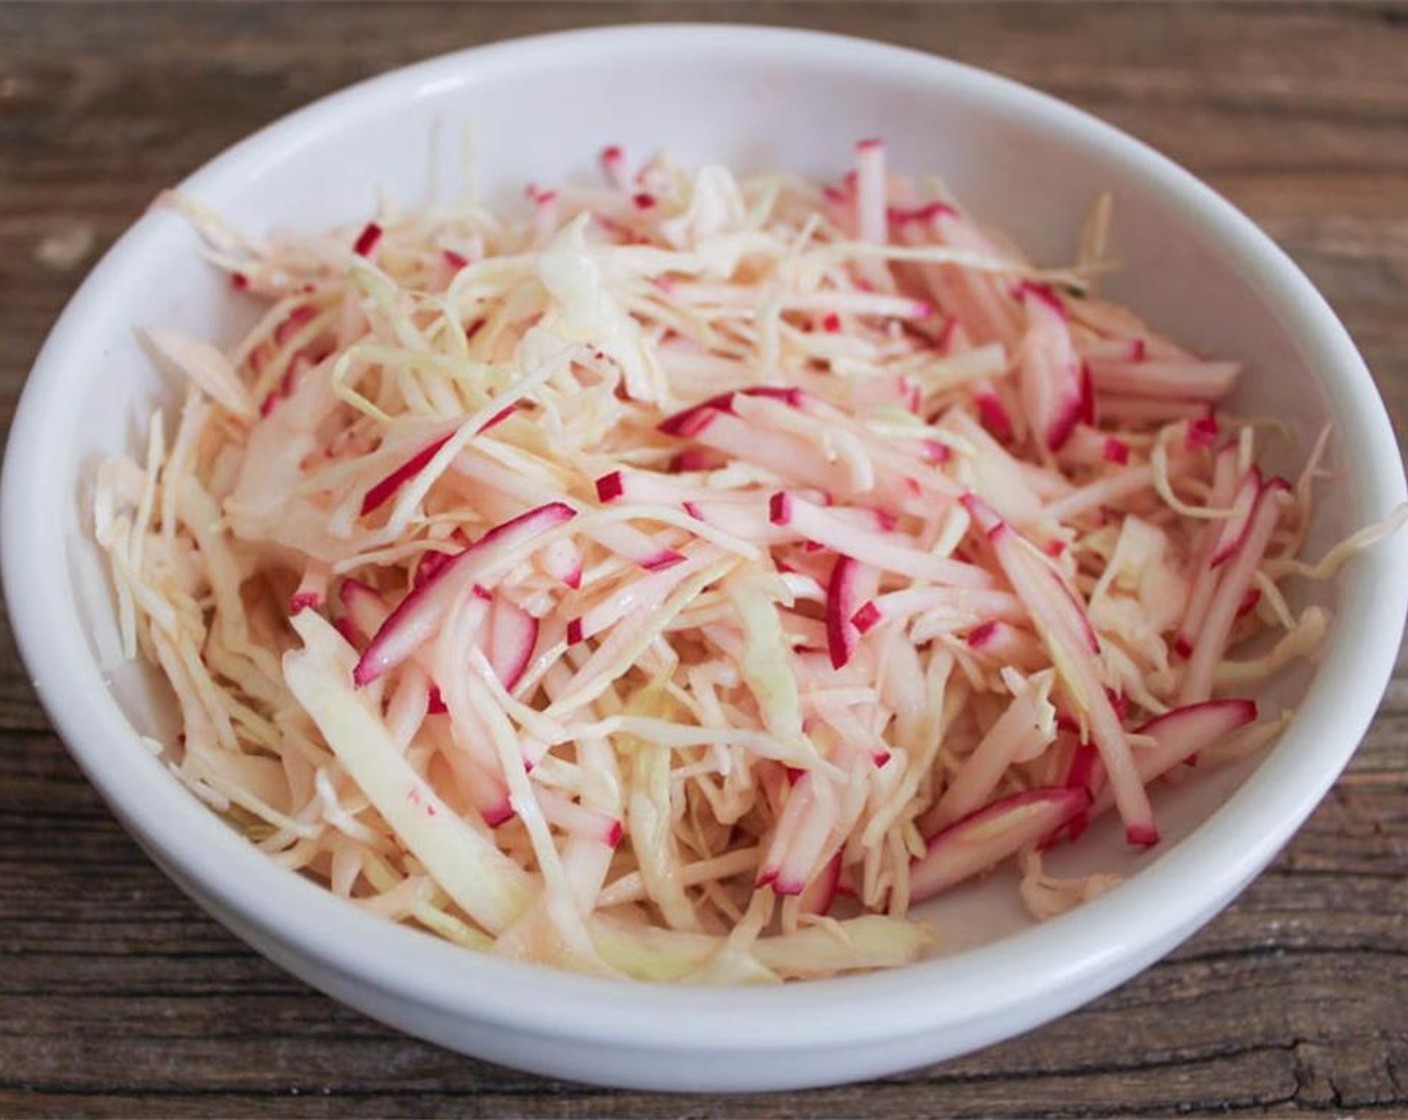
[1,3,1406,1116]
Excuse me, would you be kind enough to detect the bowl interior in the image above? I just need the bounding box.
[8,28,1406,1071]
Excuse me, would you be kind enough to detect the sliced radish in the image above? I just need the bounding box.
[668,447,727,473]
[1018,284,1086,451]
[1175,445,1240,654]
[760,772,841,894]
[825,554,865,670]
[568,550,720,646]
[1087,357,1240,401]
[339,578,390,638]
[975,382,1015,442]
[1091,699,1258,814]
[289,559,330,614]
[486,597,539,692]
[673,410,843,493]
[1208,467,1262,568]
[887,201,956,226]
[1185,410,1219,450]
[533,787,622,846]
[963,493,1156,845]
[538,536,583,590]
[771,491,992,589]
[354,502,575,685]
[352,222,383,258]
[966,620,1046,671]
[911,787,1090,902]
[854,138,888,244]
[923,676,1056,830]
[360,433,453,516]
[413,547,456,589]
[657,386,805,437]
[1178,481,1291,705]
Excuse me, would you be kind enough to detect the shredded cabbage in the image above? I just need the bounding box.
[95,143,1403,981]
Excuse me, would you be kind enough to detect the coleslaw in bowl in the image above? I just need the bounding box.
[4,24,1405,1090]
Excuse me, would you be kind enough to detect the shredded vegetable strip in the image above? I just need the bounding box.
[99,143,1401,983]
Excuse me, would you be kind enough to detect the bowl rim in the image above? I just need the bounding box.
[4,22,1406,1057]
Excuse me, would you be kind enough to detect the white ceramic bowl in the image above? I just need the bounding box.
[3,25,1405,1093]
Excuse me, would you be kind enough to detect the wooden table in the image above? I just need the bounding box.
[2,4,1406,1116]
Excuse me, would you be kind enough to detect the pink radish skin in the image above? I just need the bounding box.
[1179,481,1291,705]
[668,448,727,473]
[352,222,382,258]
[679,499,790,545]
[1176,445,1241,654]
[771,491,993,588]
[333,616,365,648]
[923,684,1057,832]
[274,305,318,349]
[414,548,456,589]
[760,772,841,894]
[975,386,1014,443]
[854,138,888,244]
[361,434,454,516]
[1186,411,1219,450]
[478,402,520,434]
[862,586,1026,633]
[851,600,882,634]
[963,493,1156,845]
[361,404,519,518]
[911,787,1091,902]
[1208,467,1262,568]
[600,144,627,190]
[1055,426,1118,468]
[486,598,539,692]
[1016,284,1087,453]
[1090,699,1258,815]
[595,471,627,502]
[595,469,757,509]
[640,550,687,572]
[825,554,864,670]
[887,202,957,226]
[354,502,575,686]
[289,561,328,615]
[538,536,583,590]
[533,787,622,846]
[339,578,389,638]
[678,410,846,494]
[1064,740,1101,792]
[566,550,721,647]
[657,387,805,437]
[967,499,1100,654]
[966,620,1046,671]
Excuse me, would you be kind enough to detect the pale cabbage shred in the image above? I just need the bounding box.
[91,142,1395,983]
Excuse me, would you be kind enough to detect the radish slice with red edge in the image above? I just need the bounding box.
[911,787,1091,902]
[354,503,575,686]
